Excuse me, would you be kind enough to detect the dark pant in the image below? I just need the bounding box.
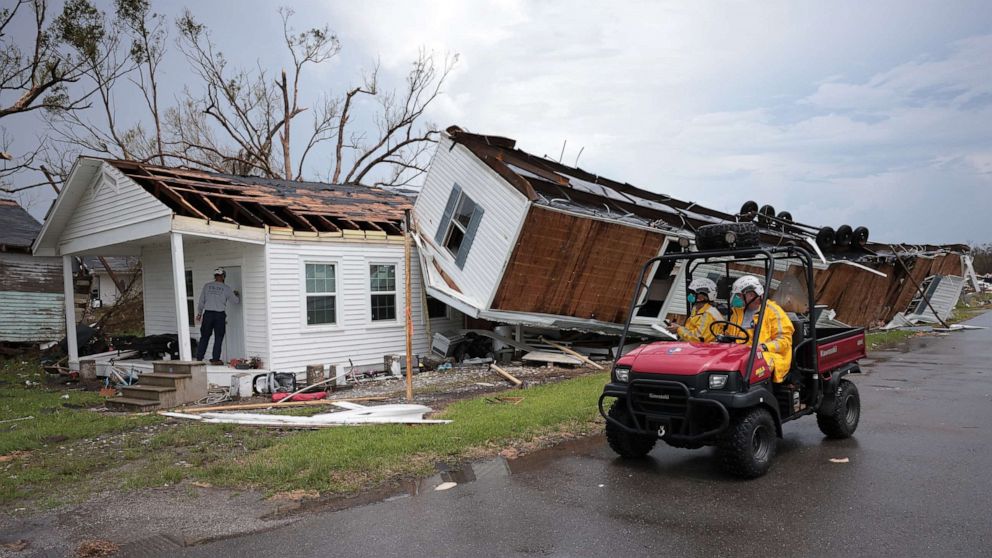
[196,310,226,361]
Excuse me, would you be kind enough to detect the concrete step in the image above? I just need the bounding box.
[121,384,176,401]
[105,396,160,411]
[139,372,191,387]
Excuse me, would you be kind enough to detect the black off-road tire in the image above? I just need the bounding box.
[816,226,836,248]
[817,379,860,439]
[835,225,854,247]
[718,408,777,479]
[605,400,657,458]
[695,222,760,251]
[851,226,870,248]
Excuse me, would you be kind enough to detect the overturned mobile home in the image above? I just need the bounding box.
[413,127,973,332]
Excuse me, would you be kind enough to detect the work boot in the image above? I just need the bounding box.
[209,359,224,365]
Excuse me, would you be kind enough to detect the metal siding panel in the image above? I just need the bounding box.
[0,291,64,342]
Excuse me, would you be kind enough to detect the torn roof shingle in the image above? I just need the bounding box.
[106,159,411,235]
[0,199,42,251]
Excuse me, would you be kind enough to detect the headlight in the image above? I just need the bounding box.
[708,373,729,389]
[614,366,630,383]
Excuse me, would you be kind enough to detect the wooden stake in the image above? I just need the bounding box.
[404,210,414,401]
[540,337,605,370]
[491,363,523,387]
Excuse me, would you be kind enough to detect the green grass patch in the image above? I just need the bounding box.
[196,372,609,495]
[0,360,160,455]
[865,329,917,351]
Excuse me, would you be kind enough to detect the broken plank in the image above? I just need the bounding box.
[490,363,523,387]
[521,351,583,366]
[540,337,604,369]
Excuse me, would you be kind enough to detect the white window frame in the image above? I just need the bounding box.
[301,260,339,330]
[368,261,400,325]
[442,192,477,259]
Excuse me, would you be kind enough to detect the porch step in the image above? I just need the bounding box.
[139,372,192,387]
[105,397,161,411]
[122,384,177,400]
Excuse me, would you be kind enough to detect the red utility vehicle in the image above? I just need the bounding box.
[599,224,865,478]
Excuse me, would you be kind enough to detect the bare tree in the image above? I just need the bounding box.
[116,0,167,165]
[0,0,97,193]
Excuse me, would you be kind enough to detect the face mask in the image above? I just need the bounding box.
[686,293,697,305]
[730,294,744,308]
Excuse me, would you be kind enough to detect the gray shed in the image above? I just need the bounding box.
[0,199,65,343]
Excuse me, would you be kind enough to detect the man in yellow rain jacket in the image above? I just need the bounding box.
[667,277,724,342]
[728,275,794,382]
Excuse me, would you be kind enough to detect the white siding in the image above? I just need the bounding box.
[141,237,268,360]
[414,135,530,307]
[61,163,172,243]
[266,238,462,372]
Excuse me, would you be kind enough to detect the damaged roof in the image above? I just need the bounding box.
[107,159,411,235]
[0,199,42,251]
[444,126,968,256]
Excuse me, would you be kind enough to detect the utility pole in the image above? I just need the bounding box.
[404,210,414,401]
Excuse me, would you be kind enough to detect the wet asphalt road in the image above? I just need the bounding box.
[174,312,992,558]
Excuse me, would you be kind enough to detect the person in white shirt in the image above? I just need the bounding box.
[194,267,240,364]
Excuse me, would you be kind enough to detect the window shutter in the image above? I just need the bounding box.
[434,183,462,245]
[455,205,485,269]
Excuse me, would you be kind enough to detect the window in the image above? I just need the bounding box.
[370,264,397,321]
[185,270,195,326]
[426,296,448,319]
[305,263,336,325]
[443,193,477,256]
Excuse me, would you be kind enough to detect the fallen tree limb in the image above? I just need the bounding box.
[539,337,605,370]
[490,363,523,387]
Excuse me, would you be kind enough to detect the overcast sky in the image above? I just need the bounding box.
[6,0,991,244]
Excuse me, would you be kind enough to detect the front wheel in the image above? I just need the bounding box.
[605,400,657,458]
[817,379,860,439]
[718,408,777,478]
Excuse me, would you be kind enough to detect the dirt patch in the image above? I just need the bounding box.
[75,539,118,557]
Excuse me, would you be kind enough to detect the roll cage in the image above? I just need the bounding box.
[614,245,821,387]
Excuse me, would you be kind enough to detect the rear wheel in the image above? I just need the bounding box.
[605,400,657,458]
[718,408,777,478]
[817,379,860,439]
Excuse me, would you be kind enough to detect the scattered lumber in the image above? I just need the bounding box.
[539,337,605,369]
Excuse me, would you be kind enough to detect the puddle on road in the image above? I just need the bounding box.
[273,435,606,517]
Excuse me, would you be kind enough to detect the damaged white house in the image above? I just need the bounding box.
[32,158,461,387]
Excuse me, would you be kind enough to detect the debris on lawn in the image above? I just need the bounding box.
[75,539,119,558]
[434,481,457,491]
[485,396,524,405]
[160,402,451,427]
[1,540,29,551]
[174,396,388,413]
[0,451,31,463]
[829,457,850,463]
[490,363,523,387]
[0,415,34,424]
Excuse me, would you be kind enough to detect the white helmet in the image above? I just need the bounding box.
[213,267,226,277]
[731,275,764,297]
[688,277,718,298]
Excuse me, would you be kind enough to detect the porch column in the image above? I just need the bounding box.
[170,232,193,361]
[62,255,79,369]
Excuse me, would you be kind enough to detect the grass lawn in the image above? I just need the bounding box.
[1,357,609,506]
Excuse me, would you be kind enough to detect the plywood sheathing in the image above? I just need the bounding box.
[491,205,666,324]
[106,159,411,234]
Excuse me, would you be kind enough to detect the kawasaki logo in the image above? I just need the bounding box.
[648,393,671,400]
[820,347,838,357]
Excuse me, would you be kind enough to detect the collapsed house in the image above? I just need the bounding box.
[32,158,462,392]
[413,126,975,333]
[0,199,66,344]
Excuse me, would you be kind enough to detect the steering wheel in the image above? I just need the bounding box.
[709,320,751,344]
